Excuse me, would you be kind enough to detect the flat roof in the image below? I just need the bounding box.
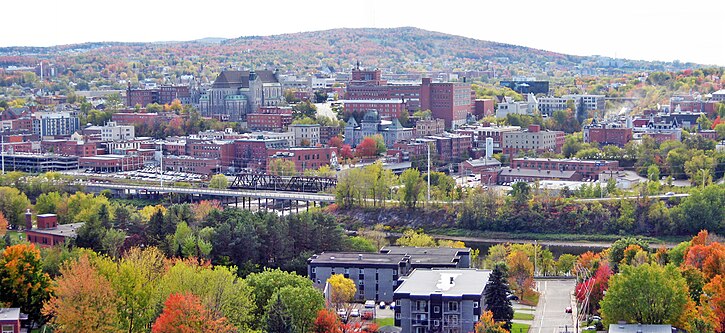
[395,269,490,296]
[25,222,84,238]
[500,167,576,178]
[608,324,672,333]
[342,99,405,103]
[380,246,470,256]
[309,252,403,265]
[0,308,21,321]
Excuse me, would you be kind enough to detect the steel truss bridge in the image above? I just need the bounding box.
[230,173,337,193]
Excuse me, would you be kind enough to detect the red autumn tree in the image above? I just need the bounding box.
[355,137,378,158]
[575,262,612,313]
[328,136,344,150]
[684,242,725,280]
[0,211,7,236]
[151,293,235,333]
[313,309,342,333]
[340,145,354,160]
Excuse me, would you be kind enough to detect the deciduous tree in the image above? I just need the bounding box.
[209,174,229,189]
[328,274,356,310]
[507,250,534,299]
[0,244,52,325]
[600,263,693,326]
[473,311,509,333]
[42,255,121,333]
[151,293,235,333]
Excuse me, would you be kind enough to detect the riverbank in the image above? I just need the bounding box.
[426,228,684,249]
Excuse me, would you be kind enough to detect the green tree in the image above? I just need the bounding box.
[684,152,715,186]
[483,265,514,330]
[510,182,531,207]
[245,268,313,329]
[600,264,692,326]
[268,159,297,176]
[35,192,65,214]
[271,286,325,333]
[267,294,294,333]
[557,254,577,275]
[399,168,424,208]
[209,174,229,189]
[609,237,651,266]
[0,187,31,228]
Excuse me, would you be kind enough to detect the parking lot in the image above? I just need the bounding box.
[64,167,209,184]
[335,301,395,326]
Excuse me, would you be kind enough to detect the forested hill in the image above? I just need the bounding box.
[222,27,581,72]
[0,27,698,78]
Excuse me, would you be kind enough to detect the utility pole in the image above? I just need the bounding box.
[159,142,164,187]
[427,142,431,205]
[1,134,5,175]
[534,239,538,276]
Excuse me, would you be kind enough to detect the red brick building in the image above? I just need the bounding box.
[583,122,633,147]
[342,100,407,120]
[267,147,336,172]
[473,99,495,118]
[185,139,235,168]
[247,107,293,132]
[79,154,145,172]
[126,85,190,107]
[0,308,26,333]
[420,78,472,129]
[41,140,97,157]
[24,212,83,248]
[163,156,222,174]
[111,112,161,126]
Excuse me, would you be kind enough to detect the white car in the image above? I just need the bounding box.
[337,309,347,318]
[350,309,360,317]
[364,300,376,308]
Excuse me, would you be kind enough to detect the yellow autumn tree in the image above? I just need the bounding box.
[474,311,509,333]
[327,274,356,310]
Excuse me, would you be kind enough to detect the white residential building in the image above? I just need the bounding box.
[495,93,538,118]
[101,121,135,142]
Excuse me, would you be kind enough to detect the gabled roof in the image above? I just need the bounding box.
[211,70,278,89]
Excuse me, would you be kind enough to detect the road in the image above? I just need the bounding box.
[531,279,576,333]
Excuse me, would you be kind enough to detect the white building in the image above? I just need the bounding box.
[538,94,606,116]
[101,121,135,142]
[289,124,320,147]
[495,93,538,118]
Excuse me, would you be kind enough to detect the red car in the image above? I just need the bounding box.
[565,306,572,313]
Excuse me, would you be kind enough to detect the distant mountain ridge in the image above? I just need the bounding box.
[0,27,699,74]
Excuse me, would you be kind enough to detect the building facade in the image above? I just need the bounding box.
[101,121,135,142]
[289,124,320,147]
[344,111,414,148]
[420,78,471,129]
[583,121,632,146]
[36,111,80,137]
[502,125,565,155]
[199,70,283,122]
[495,94,538,118]
[342,99,407,120]
[394,269,490,333]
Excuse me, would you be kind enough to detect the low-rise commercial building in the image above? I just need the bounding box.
[0,153,78,172]
[502,125,565,155]
[24,212,83,248]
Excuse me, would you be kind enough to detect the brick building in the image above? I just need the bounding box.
[41,139,97,157]
[341,99,407,120]
[23,211,83,248]
[267,146,336,172]
[414,118,446,137]
[473,99,495,118]
[420,78,471,129]
[246,107,293,132]
[583,121,633,146]
[454,124,521,154]
[428,133,473,164]
[126,85,191,107]
[79,154,145,172]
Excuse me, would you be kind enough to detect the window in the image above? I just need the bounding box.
[434,320,440,326]
[2,325,14,333]
[311,267,316,273]
[434,306,440,313]
[447,301,459,312]
[474,301,479,308]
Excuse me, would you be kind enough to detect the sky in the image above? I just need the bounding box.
[4,0,724,66]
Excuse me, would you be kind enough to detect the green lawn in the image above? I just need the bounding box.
[5,230,22,242]
[375,317,395,327]
[511,322,531,333]
[513,311,535,320]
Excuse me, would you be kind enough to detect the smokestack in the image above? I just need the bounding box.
[486,138,493,159]
[25,209,32,230]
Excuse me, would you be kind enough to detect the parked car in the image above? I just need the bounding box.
[364,300,376,308]
[590,315,601,321]
[350,309,360,317]
[506,294,519,301]
[565,306,572,313]
[379,301,386,309]
[665,192,675,196]
[390,302,396,309]
[337,308,347,319]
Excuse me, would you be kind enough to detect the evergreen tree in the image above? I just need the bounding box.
[484,265,514,330]
[267,294,294,333]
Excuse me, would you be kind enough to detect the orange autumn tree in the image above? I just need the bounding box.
[703,275,725,332]
[42,255,121,333]
[507,250,534,299]
[0,211,7,236]
[0,243,52,325]
[313,309,342,333]
[474,311,509,333]
[684,242,725,280]
[151,293,235,333]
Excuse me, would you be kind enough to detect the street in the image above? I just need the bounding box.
[531,279,576,333]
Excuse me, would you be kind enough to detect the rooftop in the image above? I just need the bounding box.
[608,324,673,333]
[395,269,490,296]
[380,246,471,256]
[26,222,84,238]
[341,99,405,104]
[308,252,403,265]
[0,308,22,321]
[500,167,577,178]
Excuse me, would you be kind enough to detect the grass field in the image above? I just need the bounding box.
[513,311,535,320]
[521,290,540,307]
[511,322,531,333]
[374,317,395,327]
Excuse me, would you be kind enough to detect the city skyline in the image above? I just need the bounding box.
[3,0,724,66]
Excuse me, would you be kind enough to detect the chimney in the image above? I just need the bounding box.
[25,209,32,230]
[449,276,455,284]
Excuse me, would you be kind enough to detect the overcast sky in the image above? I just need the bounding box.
[4,0,724,65]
